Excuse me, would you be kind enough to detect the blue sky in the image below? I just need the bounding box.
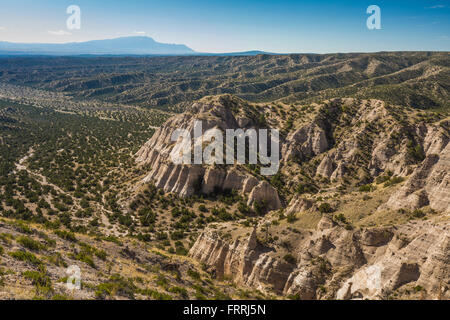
[0,0,449,53]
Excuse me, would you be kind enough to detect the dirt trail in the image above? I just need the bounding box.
[16,148,67,197]
[15,147,121,236]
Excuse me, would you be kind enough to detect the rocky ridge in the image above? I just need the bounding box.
[137,94,450,214]
[136,95,282,211]
[189,216,450,300]
[135,94,449,299]
[281,98,449,214]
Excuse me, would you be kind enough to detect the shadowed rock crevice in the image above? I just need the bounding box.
[190,217,450,300]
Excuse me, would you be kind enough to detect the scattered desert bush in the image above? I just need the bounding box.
[283,254,297,265]
[318,203,334,213]
[9,250,42,266]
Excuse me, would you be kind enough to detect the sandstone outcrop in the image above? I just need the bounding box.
[189,227,294,294]
[382,129,449,213]
[189,217,450,300]
[137,95,449,215]
[285,195,314,215]
[282,123,328,161]
[138,95,450,299]
[135,95,282,210]
[337,221,450,299]
[313,100,414,180]
[247,181,282,211]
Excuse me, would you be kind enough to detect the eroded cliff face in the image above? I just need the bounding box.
[310,100,448,182]
[382,138,450,213]
[136,95,449,214]
[189,217,450,300]
[135,94,449,300]
[283,99,449,215]
[189,227,295,294]
[135,95,282,210]
[282,122,329,162]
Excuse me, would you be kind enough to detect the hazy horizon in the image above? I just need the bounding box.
[0,0,449,53]
[2,35,450,55]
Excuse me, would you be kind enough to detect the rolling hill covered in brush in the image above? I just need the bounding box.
[0,51,448,300]
[0,52,448,112]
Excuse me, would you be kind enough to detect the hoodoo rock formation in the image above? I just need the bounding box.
[137,95,449,214]
[189,217,450,300]
[136,95,282,210]
[135,94,449,299]
[382,140,450,213]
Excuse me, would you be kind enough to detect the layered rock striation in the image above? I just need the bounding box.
[136,95,282,210]
[189,217,450,300]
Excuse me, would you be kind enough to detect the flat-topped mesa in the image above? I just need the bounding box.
[135,94,282,211]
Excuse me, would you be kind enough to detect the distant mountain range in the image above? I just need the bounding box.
[0,36,195,55]
[0,36,275,56]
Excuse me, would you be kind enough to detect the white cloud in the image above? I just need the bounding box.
[132,30,146,35]
[0,26,6,31]
[48,30,72,36]
[427,4,446,9]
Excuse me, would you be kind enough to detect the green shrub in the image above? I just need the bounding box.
[187,269,201,280]
[170,230,184,240]
[358,184,374,192]
[412,209,425,218]
[407,143,425,162]
[168,286,188,298]
[155,232,168,241]
[9,250,42,266]
[54,230,77,242]
[52,294,70,300]
[47,252,67,267]
[175,243,188,256]
[253,200,267,215]
[375,175,390,184]
[270,172,284,190]
[22,270,52,289]
[17,236,45,252]
[118,214,133,227]
[138,207,156,226]
[213,289,231,300]
[70,242,106,268]
[0,233,13,244]
[140,288,172,300]
[218,210,233,221]
[334,213,347,223]
[14,222,33,234]
[156,274,168,288]
[318,203,334,213]
[237,201,251,215]
[102,236,122,245]
[295,183,318,195]
[73,251,95,268]
[384,176,404,187]
[95,274,137,299]
[413,285,423,292]
[286,212,297,223]
[95,249,107,261]
[283,254,297,264]
[195,292,207,300]
[316,257,332,275]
